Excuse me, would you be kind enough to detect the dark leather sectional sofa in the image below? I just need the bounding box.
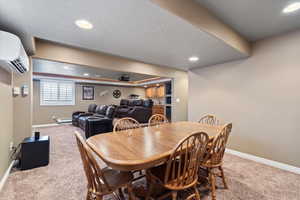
[72,104,116,138]
[115,99,153,123]
[72,99,153,138]
[72,104,97,127]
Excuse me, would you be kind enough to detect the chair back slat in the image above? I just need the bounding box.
[164,132,209,188]
[148,114,168,126]
[198,114,219,125]
[204,123,232,165]
[113,117,140,132]
[75,132,111,194]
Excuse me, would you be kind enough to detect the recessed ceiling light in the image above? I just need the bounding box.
[75,19,93,29]
[63,66,70,70]
[83,73,89,76]
[283,2,300,13]
[144,85,148,88]
[189,56,199,62]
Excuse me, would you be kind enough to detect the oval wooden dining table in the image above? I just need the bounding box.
[87,121,222,171]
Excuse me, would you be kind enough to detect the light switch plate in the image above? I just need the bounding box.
[21,85,29,96]
[12,87,20,96]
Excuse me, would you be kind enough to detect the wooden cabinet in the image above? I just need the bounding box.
[145,88,151,98]
[152,105,165,115]
[145,86,165,98]
[157,86,165,98]
[145,87,156,98]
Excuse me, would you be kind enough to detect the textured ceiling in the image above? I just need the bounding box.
[33,59,159,81]
[0,0,246,70]
[196,0,300,41]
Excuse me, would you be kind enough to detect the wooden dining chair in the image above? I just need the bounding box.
[148,114,168,126]
[113,117,144,180]
[74,131,136,200]
[198,114,219,125]
[200,123,232,200]
[113,117,140,132]
[145,132,209,200]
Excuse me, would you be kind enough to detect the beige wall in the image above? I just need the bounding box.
[33,40,188,122]
[12,59,33,145]
[0,68,13,179]
[33,80,145,125]
[188,30,300,167]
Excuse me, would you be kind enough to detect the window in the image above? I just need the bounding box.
[40,79,75,106]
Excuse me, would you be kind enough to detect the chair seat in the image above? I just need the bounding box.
[201,160,223,168]
[102,168,134,190]
[148,162,197,190]
[201,150,223,168]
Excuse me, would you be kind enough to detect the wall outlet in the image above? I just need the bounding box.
[9,142,14,151]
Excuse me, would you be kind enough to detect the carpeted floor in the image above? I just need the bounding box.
[0,124,299,200]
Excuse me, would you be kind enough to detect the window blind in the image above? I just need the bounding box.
[40,79,75,106]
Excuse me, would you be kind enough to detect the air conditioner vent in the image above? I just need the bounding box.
[0,31,29,74]
[10,59,26,73]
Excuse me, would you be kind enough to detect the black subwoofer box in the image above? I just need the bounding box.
[20,136,50,170]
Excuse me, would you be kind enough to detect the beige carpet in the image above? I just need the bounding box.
[0,124,300,200]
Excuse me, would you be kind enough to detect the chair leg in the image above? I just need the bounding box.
[127,183,136,200]
[145,181,154,200]
[171,191,177,200]
[118,188,125,199]
[219,166,228,189]
[86,191,91,200]
[194,185,201,200]
[208,169,216,200]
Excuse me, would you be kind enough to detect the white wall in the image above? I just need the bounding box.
[188,30,300,167]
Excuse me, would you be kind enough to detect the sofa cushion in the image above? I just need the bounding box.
[143,99,153,108]
[87,104,97,113]
[106,105,116,119]
[78,115,92,130]
[95,105,108,115]
[128,100,136,107]
[135,99,143,106]
[94,114,105,118]
[120,99,129,106]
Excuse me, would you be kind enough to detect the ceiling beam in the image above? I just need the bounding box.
[151,0,251,56]
[33,72,170,87]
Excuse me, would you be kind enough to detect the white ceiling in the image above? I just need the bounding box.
[33,58,159,81]
[196,0,300,41]
[0,0,246,70]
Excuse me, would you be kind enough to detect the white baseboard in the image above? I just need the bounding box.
[32,123,60,128]
[226,149,300,175]
[0,160,15,193]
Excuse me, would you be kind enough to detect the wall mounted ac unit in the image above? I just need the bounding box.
[0,31,29,74]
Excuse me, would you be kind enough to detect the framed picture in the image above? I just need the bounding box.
[82,86,94,100]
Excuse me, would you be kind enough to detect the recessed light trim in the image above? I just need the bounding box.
[75,19,93,29]
[283,2,300,13]
[189,56,199,62]
[83,73,89,76]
